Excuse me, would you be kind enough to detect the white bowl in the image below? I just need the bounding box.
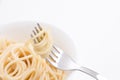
[0,21,76,80]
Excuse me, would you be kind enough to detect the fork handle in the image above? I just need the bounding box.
[77,66,107,80]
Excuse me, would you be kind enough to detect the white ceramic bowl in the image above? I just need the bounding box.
[0,21,76,80]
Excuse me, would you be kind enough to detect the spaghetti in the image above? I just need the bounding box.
[0,27,64,80]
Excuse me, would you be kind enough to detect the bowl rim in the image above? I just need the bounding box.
[0,21,77,80]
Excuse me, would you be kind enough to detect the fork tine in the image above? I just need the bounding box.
[31,34,37,43]
[35,26,41,42]
[51,49,60,58]
[33,30,40,43]
[33,30,37,35]
[46,57,56,66]
[35,27,39,33]
[37,23,42,31]
[34,25,42,42]
[51,51,58,58]
[53,45,60,53]
[49,52,58,62]
[52,46,62,58]
[31,31,38,43]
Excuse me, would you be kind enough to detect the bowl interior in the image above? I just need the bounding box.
[0,21,76,79]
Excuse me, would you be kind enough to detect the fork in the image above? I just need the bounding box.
[47,45,107,80]
[31,23,107,80]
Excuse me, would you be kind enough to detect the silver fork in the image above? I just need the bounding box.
[31,23,107,80]
[47,45,107,80]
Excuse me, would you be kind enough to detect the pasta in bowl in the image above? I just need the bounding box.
[0,21,76,80]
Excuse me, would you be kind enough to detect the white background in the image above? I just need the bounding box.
[0,0,120,80]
